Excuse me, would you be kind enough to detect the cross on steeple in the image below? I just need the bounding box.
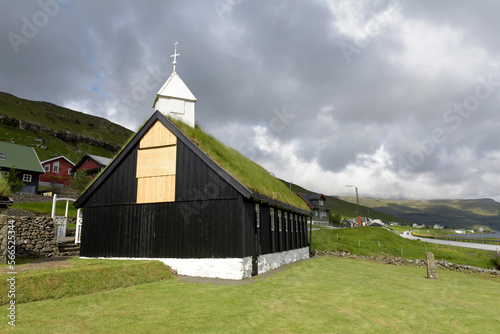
[170,41,180,72]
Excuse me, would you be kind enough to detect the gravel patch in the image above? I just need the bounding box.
[11,194,53,204]
[0,256,75,274]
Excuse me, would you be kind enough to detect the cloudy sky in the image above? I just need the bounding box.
[1,0,500,201]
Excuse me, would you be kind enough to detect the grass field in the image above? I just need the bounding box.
[11,201,78,218]
[3,257,499,333]
[0,259,173,305]
[312,227,499,269]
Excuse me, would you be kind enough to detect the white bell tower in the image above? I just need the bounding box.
[153,41,197,128]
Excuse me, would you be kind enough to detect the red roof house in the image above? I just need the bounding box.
[71,154,112,178]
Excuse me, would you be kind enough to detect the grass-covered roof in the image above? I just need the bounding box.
[170,117,310,211]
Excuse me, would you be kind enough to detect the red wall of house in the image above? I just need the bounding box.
[39,158,74,186]
[75,159,100,173]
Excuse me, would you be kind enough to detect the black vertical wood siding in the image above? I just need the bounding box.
[79,128,309,259]
[81,198,247,258]
[83,144,138,207]
[175,141,238,201]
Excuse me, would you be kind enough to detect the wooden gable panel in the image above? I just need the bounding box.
[140,120,177,148]
[137,175,176,203]
[137,120,177,203]
[136,146,176,178]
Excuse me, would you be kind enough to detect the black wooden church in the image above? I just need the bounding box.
[74,45,311,279]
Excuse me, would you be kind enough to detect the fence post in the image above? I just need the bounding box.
[378,241,380,248]
[401,246,403,257]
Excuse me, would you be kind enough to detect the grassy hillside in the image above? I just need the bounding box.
[341,197,500,230]
[0,92,133,162]
[312,226,498,269]
[281,179,408,223]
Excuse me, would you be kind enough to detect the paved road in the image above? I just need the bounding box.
[400,233,500,252]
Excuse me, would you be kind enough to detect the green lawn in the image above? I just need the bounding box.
[5,257,500,333]
[11,201,78,218]
[0,259,173,305]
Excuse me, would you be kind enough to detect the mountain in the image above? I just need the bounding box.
[0,92,134,163]
[4,92,497,231]
[280,179,408,224]
[340,197,500,230]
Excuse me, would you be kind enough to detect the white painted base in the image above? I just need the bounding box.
[257,247,310,275]
[81,247,309,280]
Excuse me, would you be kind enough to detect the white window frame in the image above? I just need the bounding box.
[284,212,288,232]
[23,174,32,182]
[270,208,275,231]
[44,164,50,172]
[319,200,323,206]
[278,210,282,232]
[255,203,260,229]
[53,161,59,173]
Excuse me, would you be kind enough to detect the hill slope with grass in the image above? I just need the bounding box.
[280,179,408,223]
[340,197,500,230]
[0,92,134,163]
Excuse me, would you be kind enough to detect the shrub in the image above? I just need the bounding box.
[69,171,93,195]
[0,173,11,196]
[329,213,342,226]
[491,257,500,270]
[7,168,25,193]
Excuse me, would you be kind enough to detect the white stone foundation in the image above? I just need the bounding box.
[257,247,310,275]
[81,247,309,280]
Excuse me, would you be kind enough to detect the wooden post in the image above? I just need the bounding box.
[51,194,57,219]
[65,200,69,218]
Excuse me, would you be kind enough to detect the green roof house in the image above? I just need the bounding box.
[0,141,45,194]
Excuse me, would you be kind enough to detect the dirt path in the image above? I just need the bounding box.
[0,256,74,274]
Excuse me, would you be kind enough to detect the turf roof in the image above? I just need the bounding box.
[169,117,310,211]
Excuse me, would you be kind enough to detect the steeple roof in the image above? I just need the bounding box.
[153,71,197,104]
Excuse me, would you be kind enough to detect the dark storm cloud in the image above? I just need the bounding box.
[1,0,499,200]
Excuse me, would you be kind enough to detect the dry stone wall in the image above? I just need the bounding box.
[0,215,59,263]
[314,250,500,277]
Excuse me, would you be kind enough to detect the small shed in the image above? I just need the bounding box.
[74,112,311,279]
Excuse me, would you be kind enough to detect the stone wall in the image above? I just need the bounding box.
[0,215,59,263]
[314,250,500,277]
